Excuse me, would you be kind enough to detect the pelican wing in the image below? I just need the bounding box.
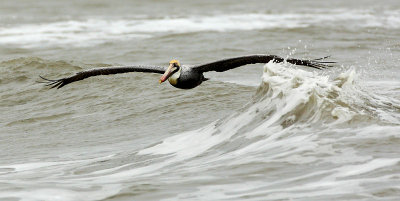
[193,55,335,73]
[39,65,166,89]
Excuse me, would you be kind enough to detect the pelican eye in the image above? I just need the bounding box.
[172,65,180,73]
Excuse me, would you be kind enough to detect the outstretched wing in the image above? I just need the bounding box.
[193,55,335,73]
[39,65,166,89]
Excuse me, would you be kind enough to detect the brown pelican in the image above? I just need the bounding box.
[40,55,334,89]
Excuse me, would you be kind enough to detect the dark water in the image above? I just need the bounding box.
[1,0,400,200]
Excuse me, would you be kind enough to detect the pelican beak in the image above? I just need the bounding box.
[159,63,175,84]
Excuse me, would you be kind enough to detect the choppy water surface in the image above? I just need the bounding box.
[1,0,400,200]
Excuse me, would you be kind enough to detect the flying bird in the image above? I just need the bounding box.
[40,55,334,89]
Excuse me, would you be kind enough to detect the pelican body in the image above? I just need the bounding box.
[169,67,205,89]
[161,61,206,89]
[40,55,334,89]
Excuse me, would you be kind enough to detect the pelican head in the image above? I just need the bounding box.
[159,59,181,84]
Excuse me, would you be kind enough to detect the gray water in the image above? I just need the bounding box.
[1,0,400,200]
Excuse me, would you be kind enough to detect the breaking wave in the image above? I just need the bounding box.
[1,61,399,200]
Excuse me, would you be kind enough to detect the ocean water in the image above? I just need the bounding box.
[1,0,400,200]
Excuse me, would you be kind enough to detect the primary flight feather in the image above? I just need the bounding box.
[40,54,335,89]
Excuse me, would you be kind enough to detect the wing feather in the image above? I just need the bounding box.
[193,55,335,73]
[40,65,166,89]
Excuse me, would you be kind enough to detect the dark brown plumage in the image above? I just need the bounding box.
[40,54,335,89]
[193,55,333,73]
[39,65,166,89]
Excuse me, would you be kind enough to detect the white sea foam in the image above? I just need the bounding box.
[1,62,399,201]
[133,62,400,200]
[333,158,400,178]
[1,9,399,48]
[0,185,121,201]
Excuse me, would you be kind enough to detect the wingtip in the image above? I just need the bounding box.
[313,55,331,61]
[39,75,56,82]
[311,56,336,69]
[38,75,65,89]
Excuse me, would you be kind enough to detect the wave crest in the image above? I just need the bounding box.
[252,62,368,128]
[141,62,398,158]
